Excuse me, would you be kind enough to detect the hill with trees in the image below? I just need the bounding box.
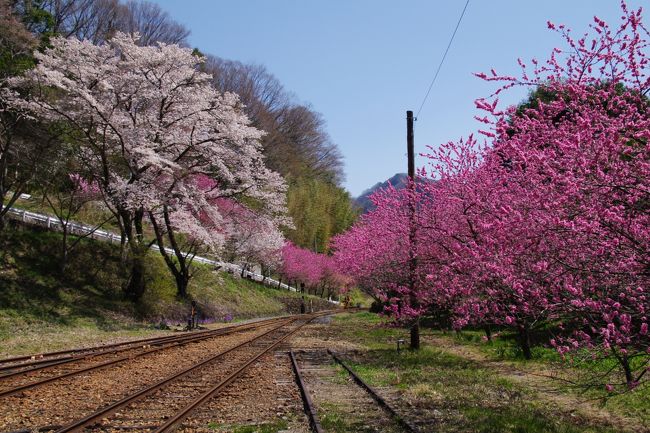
[0,0,355,310]
[355,173,409,214]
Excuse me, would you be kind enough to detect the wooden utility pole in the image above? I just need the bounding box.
[406,110,420,350]
[407,111,415,179]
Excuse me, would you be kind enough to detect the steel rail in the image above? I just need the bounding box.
[289,350,325,433]
[154,315,322,432]
[0,316,289,379]
[0,317,290,398]
[0,315,291,368]
[328,349,419,433]
[52,316,306,433]
[0,332,205,367]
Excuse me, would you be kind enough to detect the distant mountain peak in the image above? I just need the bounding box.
[354,173,433,214]
[354,173,408,213]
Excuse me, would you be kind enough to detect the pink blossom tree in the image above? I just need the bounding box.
[464,2,649,378]
[217,197,285,281]
[281,242,342,297]
[317,255,349,300]
[281,242,320,291]
[332,183,428,321]
[334,2,648,382]
[419,137,570,359]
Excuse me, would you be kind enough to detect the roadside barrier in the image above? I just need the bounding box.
[5,206,339,303]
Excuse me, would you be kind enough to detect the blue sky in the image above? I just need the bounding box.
[152,0,644,196]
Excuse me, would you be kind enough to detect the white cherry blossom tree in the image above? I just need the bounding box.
[10,33,289,299]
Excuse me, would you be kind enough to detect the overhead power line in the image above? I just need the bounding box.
[415,0,470,120]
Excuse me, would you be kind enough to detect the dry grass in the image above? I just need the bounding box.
[0,322,172,358]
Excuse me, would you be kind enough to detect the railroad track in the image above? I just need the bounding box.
[289,350,324,433]
[53,314,324,433]
[0,316,291,371]
[0,316,292,398]
[328,350,419,433]
[290,348,419,433]
[0,312,330,433]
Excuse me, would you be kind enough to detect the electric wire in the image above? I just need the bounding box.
[415,0,470,120]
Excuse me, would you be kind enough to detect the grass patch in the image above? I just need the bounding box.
[318,402,380,433]
[0,227,330,357]
[205,420,289,433]
[453,329,562,362]
[462,405,615,433]
[446,329,649,424]
[330,313,633,433]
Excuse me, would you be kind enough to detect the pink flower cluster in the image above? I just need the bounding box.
[68,173,101,198]
[333,2,648,384]
[281,242,349,293]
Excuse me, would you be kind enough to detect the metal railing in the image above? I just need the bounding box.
[4,206,307,293]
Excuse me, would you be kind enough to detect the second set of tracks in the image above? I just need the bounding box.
[0,316,291,398]
[0,313,329,433]
[290,348,420,433]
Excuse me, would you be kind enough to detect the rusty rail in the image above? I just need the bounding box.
[154,316,322,432]
[289,350,325,433]
[52,312,329,433]
[0,318,292,398]
[0,315,291,369]
[328,349,419,433]
[0,316,288,380]
[52,318,297,433]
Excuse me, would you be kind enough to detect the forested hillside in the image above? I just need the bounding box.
[0,0,356,305]
[355,173,409,214]
[202,56,359,252]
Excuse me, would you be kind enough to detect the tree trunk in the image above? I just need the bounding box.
[518,323,532,360]
[125,254,146,301]
[148,208,196,299]
[0,188,22,233]
[622,354,633,385]
[484,325,492,342]
[60,225,69,274]
[612,348,634,386]
[119,227,128,264]
[122,209,147,301]
[410,320,420,350]
[175,272,189,299]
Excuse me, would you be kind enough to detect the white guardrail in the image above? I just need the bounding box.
[5,206,310,294]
